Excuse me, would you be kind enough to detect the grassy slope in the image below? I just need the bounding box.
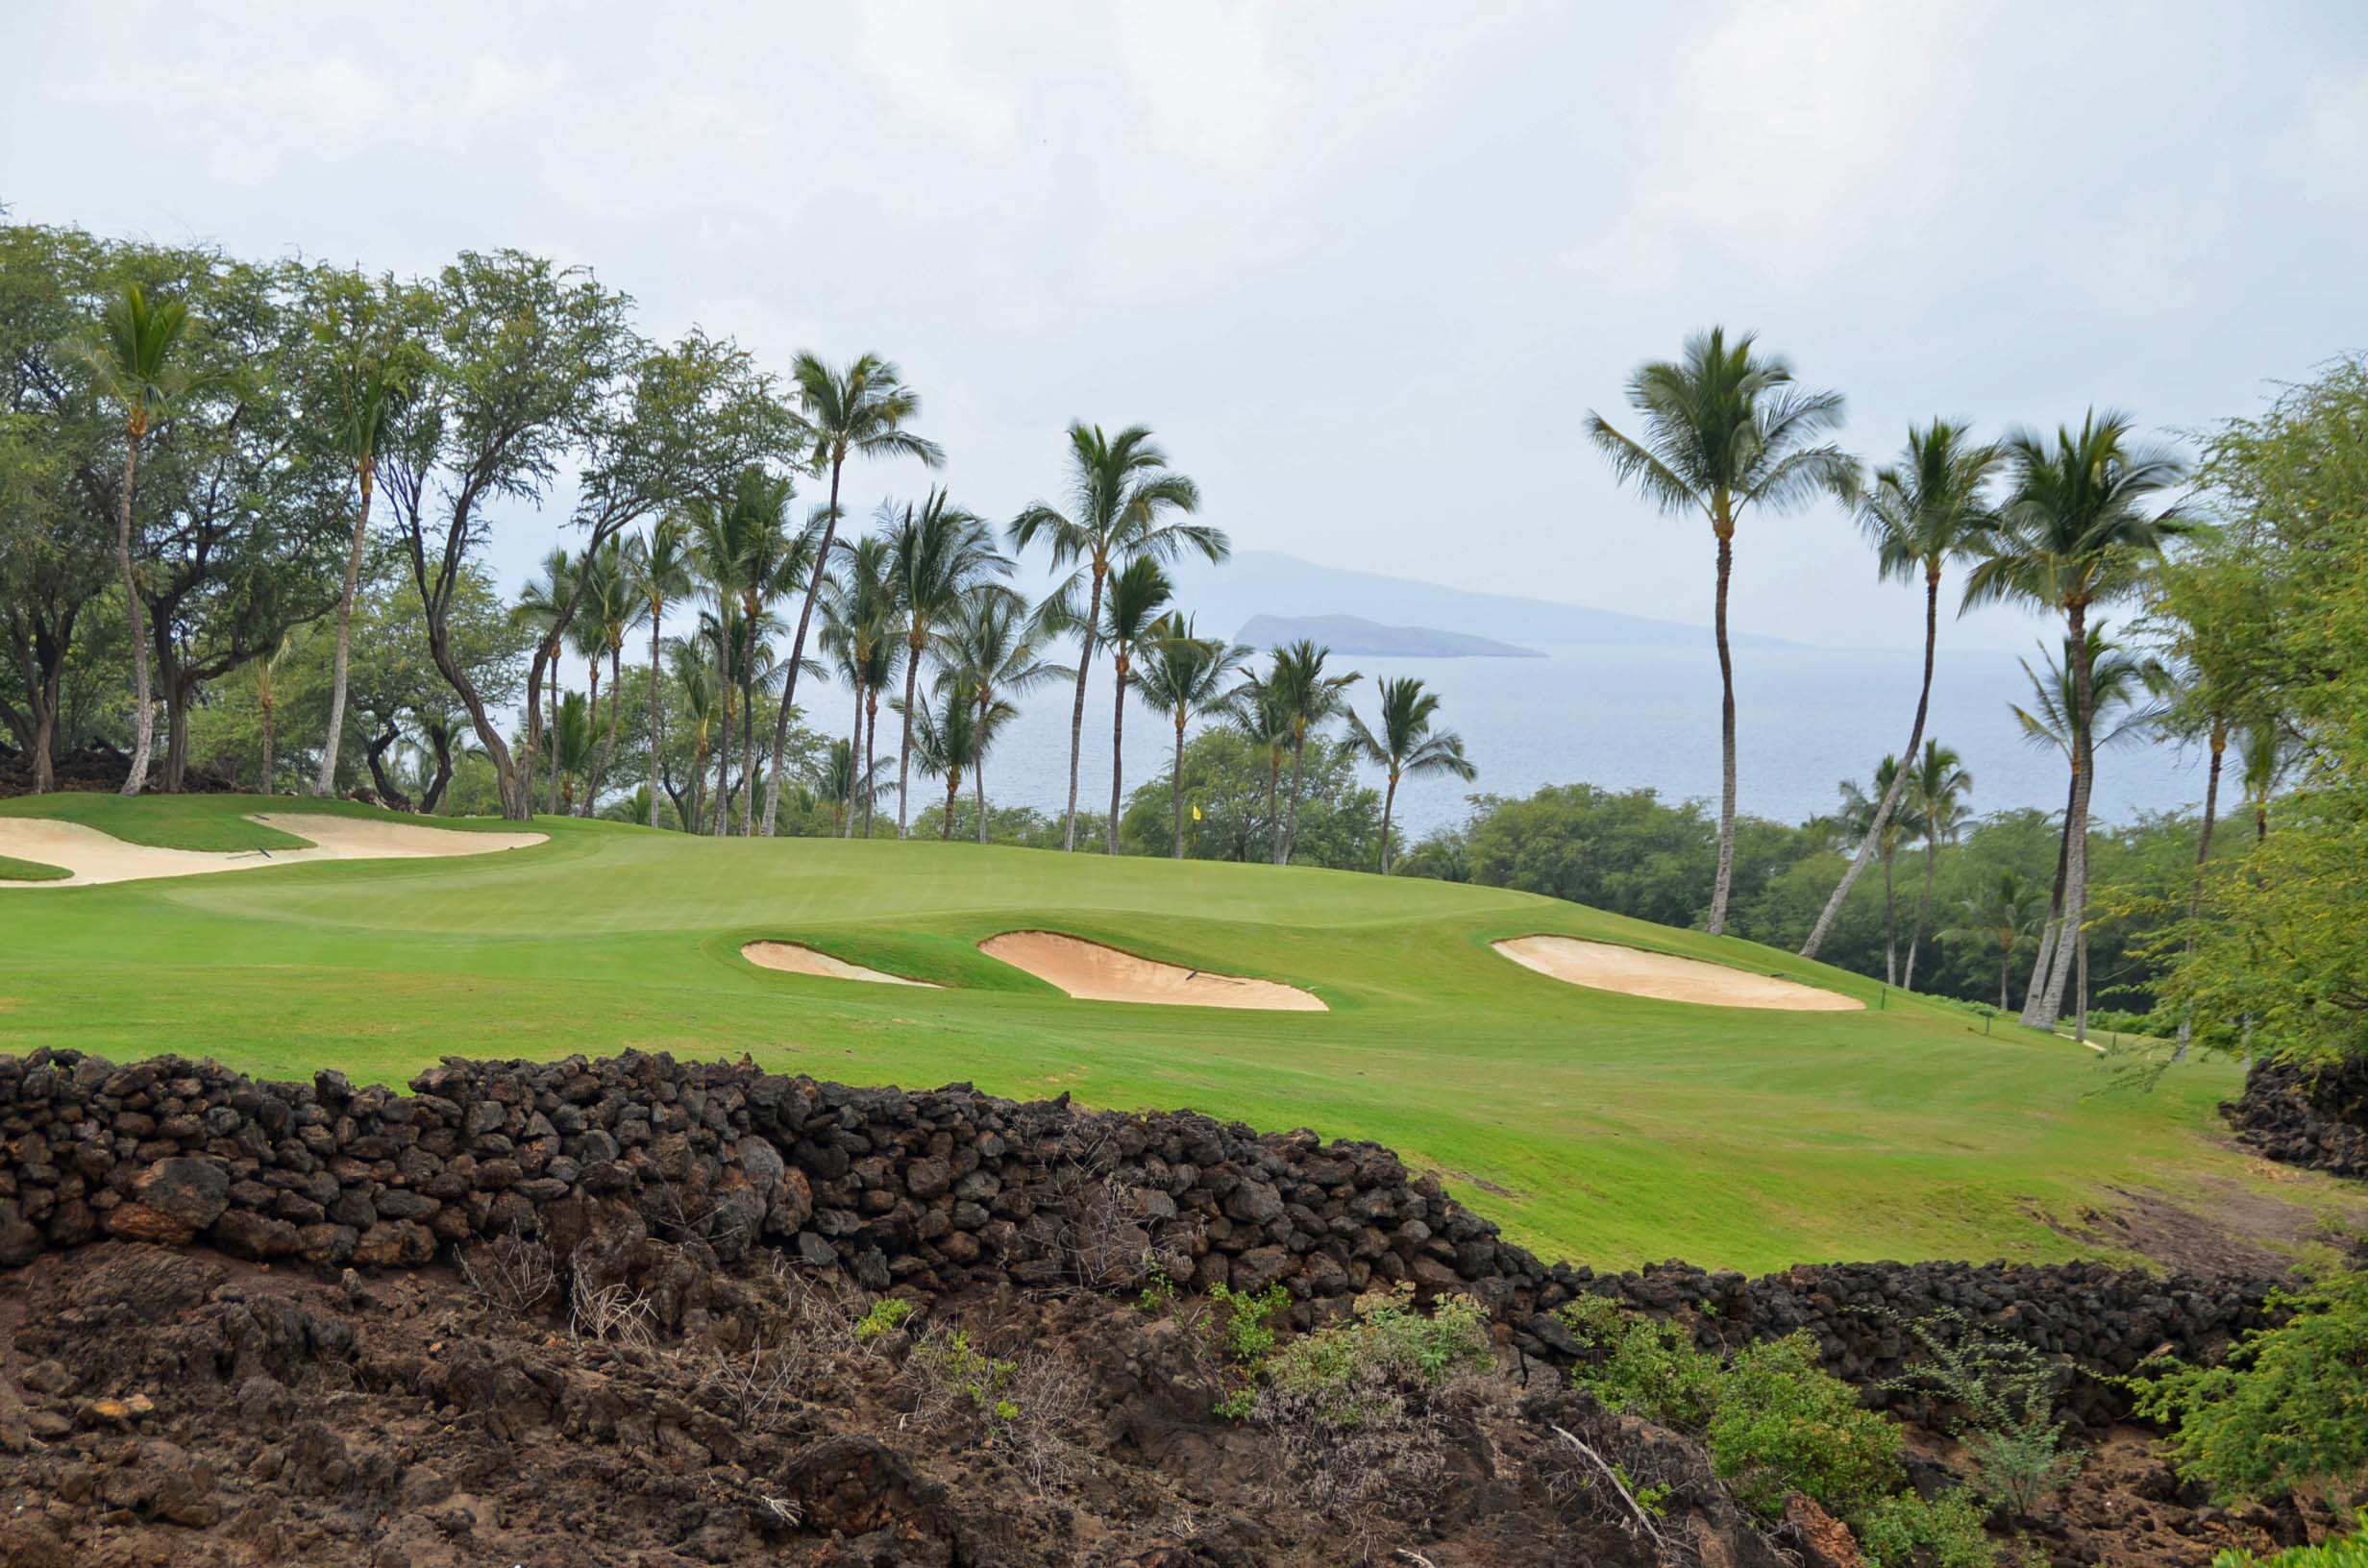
[0,854,69,881]
[0,794,2354,1273]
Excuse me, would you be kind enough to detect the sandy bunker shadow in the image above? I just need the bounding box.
[1492,935,1863,1012]
[0,812,547,889]
[741,941,939,987]
[979,931,1326,1012]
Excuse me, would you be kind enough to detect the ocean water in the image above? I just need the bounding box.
[782,641,2205,842]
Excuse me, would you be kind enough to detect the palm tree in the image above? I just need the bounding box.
[1964,411,2188,1028]
[81,282,200,796]
[1133,616,1246,857]
[670,639,722,835]
[1900,740,1973,992]
[2011,624,2166,1034]
[627,515,695,827]
[1229,671,1296,859]
[1940,869,2045,1012]
[763,353,945,836]
[1345,676,1476,874]
[806,739,895,838]
[250,634,296,794]
[1265,640,1361,866]
[1009,423,1223,850]
[1588,327,1852,934]
[569,539,640,816]
[935,587,1069,844]
[1097,557,1175,853]
[314,351,413,797]
[512,550,578,816]
[820,533,901,838]
[904,685,984,842]
[1801,421,2002,958]
[692,467,804,835]
[2237,723,2292,845]
[549,690,598,813]
[1833,757,1919,986]
[885,491,1009,837]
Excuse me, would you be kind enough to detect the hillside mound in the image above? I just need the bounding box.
[981,931,1326,1011]
[1493,935,1863,1011]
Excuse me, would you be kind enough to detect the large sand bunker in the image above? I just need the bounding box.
[1492,935,1863,1012]
[0,812,546,888]
[980,931,1326,1012]
[741,941,938,987]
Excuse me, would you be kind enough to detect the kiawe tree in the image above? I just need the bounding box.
[1345,675,1475,874]
[1965,410,2188,1029]
[1588,327,1852,934]
[763,353,943,837]
[1009,423,1222,851]
[1132,615,1246,858]
[1801,420,2000,959]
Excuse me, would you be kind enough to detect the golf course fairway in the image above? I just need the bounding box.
[2,794,2356,1273]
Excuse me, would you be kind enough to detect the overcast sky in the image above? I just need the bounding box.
[7,2,2365,650]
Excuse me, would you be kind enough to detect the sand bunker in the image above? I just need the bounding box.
[980,931,1326,1012]
[0,812,546,888]
[741,941,938,987]
[1492,935,1864,1012]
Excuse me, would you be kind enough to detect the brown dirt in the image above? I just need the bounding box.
[980,932,1326,1012]
[2047,1177,2362,1278]
[1491,936,1864,1012]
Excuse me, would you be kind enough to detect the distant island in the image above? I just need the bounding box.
[1234,613,1545,659]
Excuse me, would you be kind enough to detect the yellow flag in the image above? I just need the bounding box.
[1191,803,1202,821]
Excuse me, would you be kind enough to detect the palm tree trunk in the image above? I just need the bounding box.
[259,700,276,793]
[688,736,708,832]
[1803,572,1937,957]
[944,772,959,841]
[1107,656,1129,854]
[545,678,564,817]
[710,696,732,836]
[1263,753,1281,858]
[2029,601,2094,1030]
[2024,762,2079,1023]
[741,595,761,837]
[843,684,865,839]
[1998,948,2011,1012]
[1061,566,1106,851]
[1172,713,1188,859]
[2172,723,2224,1061]
[1276,738,1310,866]
[1905,833,1938,992]
[116,433,152,796]
[763,453,846,836]
[862,694,880,838]
[647,597,668,829]
[897,635,923,838]
[314,462,375,796]
[1708,522,1738,935]
[584,647,623,818]
[976,695,991,845]
[1379,770,1399,874]
[1882,847,1898,988]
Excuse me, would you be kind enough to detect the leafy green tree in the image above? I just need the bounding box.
[1131,615,1246,858]
[1098,556,1174,852]
[1965,411,2189,1027]
[1588,327,1853,934]
[766,353,943,835]
[1344,675,1474,873]
[1454,784,1717,926]
[1120,728,1384,870]
[1803,421,2001,958]
[1009,423,1221,850]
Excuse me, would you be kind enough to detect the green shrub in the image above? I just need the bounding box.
[1209,1281,1290,1366]
[2132,1269,2368,1502]
[1882,1308,2081,1514]
[1708,1335,1904,1518]
[2214,1516,2368,1567]
[853,1296,914,1341]
[1855,1487,1996,1568]
[905,1326,1015,1411]
[1557,1293,1723,1430]
[1264,1287,1492,1428]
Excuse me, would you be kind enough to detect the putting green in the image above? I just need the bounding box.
[1,793,2356,1273]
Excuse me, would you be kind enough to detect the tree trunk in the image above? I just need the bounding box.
[862,694,880,838]
[647,596,668,829]
[116,433,153,796]
[259,700,276,794]
[1061,564,1106,851]
[1708,520,1738,935]
[1904,833,1938,992]
[364,720,410,810]
[687,735,708,833]
[1882,847,1898,988]
[1172,712,1188,859]
[1998,949,2011,1012]
[2172,723,2226,1062]
[2028,601,2093,1030]
[976,695,991,845]
[1379,770,1399,874]
[710,694,733,836]
[763,453,845,837]
[420,721,455,814]
[1804,571,1937,957]
[584,645,623,818]
[313,462,375,796]
[740,592,760,837]
[1276,737,1310,866]
[1107,653,1129,854]
[160,656,193,795]
[2023,759,2079,1022]
[897,635,923,838]
[1263,753,1281,859]
[943,772,959,841]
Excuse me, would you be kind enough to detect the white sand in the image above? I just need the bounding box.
[741,941,938,987]
[0,812,546,888]
[980,930,1326,1012]
[1492,935,1864,1012]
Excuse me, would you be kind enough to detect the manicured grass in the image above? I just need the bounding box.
[0,854,69,881]
[0,794,2356,1273]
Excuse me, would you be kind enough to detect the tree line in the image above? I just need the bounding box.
[0,224,1476,869]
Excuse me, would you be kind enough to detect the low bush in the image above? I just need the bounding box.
[2214,1516,2368,1567]
[1883,1307,2082,1514]
[1263,1286,1492,1428]
[1708,1335,1904,1518]
[2132,1269,2368,1503]
[1854,1487,1997,1568]
[853,1295,914,1343]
